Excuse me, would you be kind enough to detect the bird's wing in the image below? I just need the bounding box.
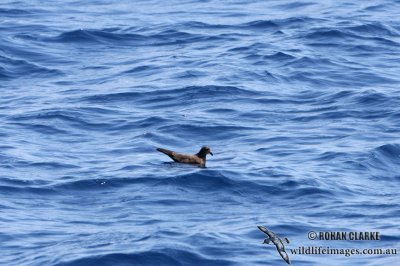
[157,148,201,164]
[257,226,276,239]
[157,148,175,157]
[276,246,291,265]
[157,148,182,162]
[173,154,201,164]
[274,239,290,265]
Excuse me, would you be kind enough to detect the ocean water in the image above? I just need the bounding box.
[1,0,400,265]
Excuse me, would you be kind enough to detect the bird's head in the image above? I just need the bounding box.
[263,238,272,244]
[198,146,213,157]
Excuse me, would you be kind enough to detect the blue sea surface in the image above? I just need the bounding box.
[1,0,400,265]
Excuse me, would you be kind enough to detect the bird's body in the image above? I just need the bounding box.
[156,146,213,167]
[258,226,291,265]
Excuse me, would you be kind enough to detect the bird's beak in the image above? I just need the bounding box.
[209,151,213,156]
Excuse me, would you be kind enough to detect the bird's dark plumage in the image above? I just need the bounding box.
[156,146,213,167]
[258,226,291,265]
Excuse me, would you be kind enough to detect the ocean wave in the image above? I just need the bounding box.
[183,19,279,31]
[185,16,322,31]
[240,20,279,29]
[82,85,258,107]
[345,22,399,37]
[0,175,56,195]
[0,184,56,195]
[42,28,232,47]
[0,8,32,15]
[55,249,233,266]
[262,51,295,61]
[364,144,400,180]
[354,90,391,105]
[47,29,146,44]
[7,107,133,133]
[272,1,316,10]
[304,26,400,48]
[0,55,62,79]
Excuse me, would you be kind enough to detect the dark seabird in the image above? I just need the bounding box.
[156,146,213,167]
[258,226,291,265]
